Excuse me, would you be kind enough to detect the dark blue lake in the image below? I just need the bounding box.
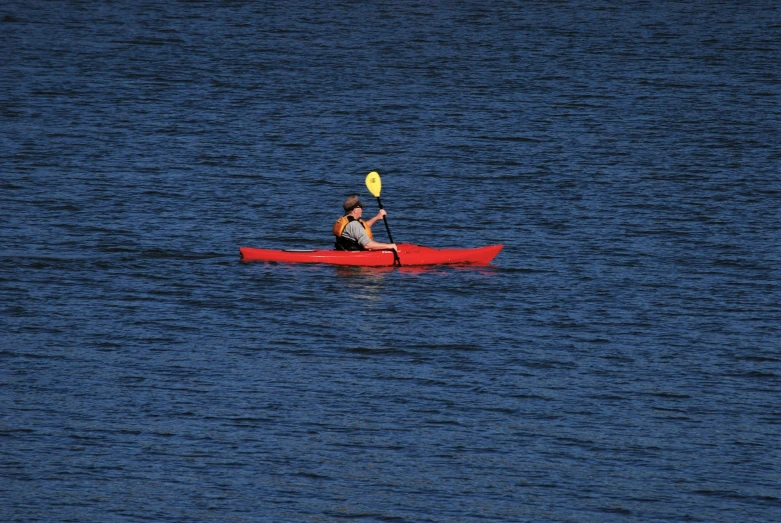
[2,1,780,521]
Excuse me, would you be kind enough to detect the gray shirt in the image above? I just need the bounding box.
[341,220,372,247]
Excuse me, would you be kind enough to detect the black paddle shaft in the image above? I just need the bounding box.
[375,196,400,266]
[375,196,395,244]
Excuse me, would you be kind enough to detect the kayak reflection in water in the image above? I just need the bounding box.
[333,195,398,252]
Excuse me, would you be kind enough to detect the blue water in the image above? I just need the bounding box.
[2,1,780,521]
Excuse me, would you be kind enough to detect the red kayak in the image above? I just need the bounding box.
[239,243,503,267]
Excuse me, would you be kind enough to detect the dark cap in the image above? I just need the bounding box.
[343,195,364,212]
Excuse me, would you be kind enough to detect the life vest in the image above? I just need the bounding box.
[333,216,373,250]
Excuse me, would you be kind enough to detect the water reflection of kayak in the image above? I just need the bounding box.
[239,243,503,267]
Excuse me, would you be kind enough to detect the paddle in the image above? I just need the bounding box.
[365,171,401,266]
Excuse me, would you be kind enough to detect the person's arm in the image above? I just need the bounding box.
[363,210,396,249]
[343,221,396,251]
[363,209,387,228]
[364,240,397,251]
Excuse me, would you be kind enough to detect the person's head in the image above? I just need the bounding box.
[343,195,364,217]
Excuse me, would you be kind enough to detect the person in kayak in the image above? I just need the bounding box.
[333,195,398,251]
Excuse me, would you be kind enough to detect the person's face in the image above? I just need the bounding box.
[353,205,363,217]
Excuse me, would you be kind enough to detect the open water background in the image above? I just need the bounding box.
[2,1,780,521]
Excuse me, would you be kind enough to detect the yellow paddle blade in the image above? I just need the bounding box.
[365,171,382,197]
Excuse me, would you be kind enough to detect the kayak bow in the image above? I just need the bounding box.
[239,243,502,267]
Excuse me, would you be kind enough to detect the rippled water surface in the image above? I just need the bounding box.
[2,1,780,521]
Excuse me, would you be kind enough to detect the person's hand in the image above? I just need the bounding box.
[376,209,387,219]
[389,243,398,251]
